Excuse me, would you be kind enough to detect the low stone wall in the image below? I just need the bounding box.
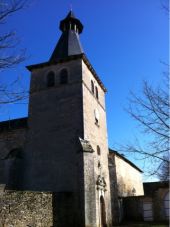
[123,196,143,221]
[0,188,53,227]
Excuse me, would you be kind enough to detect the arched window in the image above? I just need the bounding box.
[91,80,94,94]
[94,108,100,126]
[95,86,99,100]
[97,145,101,155]
[60,69,68,84]
[47,71,55,87]
[5,148,23,160]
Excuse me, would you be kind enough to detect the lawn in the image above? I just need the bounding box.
[114,222,169,227]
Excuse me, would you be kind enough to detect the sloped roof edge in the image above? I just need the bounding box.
[0,117,28,132]
[26,54,107,92]
[109,148,143,173]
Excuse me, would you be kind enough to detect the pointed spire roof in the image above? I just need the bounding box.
[65,10,75,19]
[26,10,107,93]
[49,11,84,62]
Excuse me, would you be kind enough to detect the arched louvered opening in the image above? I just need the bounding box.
[47,71,55,87]
[60,69,68,84]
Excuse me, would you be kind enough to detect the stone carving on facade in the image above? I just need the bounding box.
[96,175,107,191]
[79,137,94,153]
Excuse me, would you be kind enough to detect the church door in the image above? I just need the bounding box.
[100,196,107,227]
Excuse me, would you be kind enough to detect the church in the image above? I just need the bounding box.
[0,11,144,227]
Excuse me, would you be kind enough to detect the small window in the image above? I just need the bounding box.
[47,71,55,87]
[94,109,100,126]
[95,86,99,100]
[60,69,68,84]
[95,117,99,125]
[97,145,101,155]
[91,80,94,94]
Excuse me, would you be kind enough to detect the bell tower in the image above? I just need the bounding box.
[24,11,112,227]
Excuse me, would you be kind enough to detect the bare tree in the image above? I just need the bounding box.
[115,1,169,179]
[161,0,169,14]
[119,74,169,179]
[0,0,29,105]
[158,154,169,181]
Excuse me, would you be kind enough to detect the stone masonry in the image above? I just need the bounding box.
[0,11,113,227]
[0,10,145,227]
[0,188,53,227]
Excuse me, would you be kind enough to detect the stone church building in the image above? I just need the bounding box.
[0,11,144,227]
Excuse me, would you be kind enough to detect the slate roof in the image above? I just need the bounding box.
[50,10,84,62]
[66,10,75,18]
[59,10,83,34]
[0,117,28,133]
[109,148,143,173]
[26,11,107,93]
[50,30,84,61]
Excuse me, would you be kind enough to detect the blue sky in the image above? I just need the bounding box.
[1,0,168,180]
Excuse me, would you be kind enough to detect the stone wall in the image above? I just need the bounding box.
[123,187,169,222]
[0,127,27,186]
[0,188,53,227]
[115,155,144,197]
[24,59,84,192]
[123,196,143,221]
[153,188,169,221]
[108,154,120,225]
[82,60,112,226]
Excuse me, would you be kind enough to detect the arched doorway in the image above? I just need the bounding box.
[4,148,23,189]
[100,196,107,227]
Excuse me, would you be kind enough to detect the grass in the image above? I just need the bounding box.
[116,225,169,227]
[114,222,169,227]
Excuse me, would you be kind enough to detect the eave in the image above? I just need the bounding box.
[26,54,107,93]
[109,148,143,173]
[0,117,28,133]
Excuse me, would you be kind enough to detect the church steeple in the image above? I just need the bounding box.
[24,10,112,226]
[49,11,84,62]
